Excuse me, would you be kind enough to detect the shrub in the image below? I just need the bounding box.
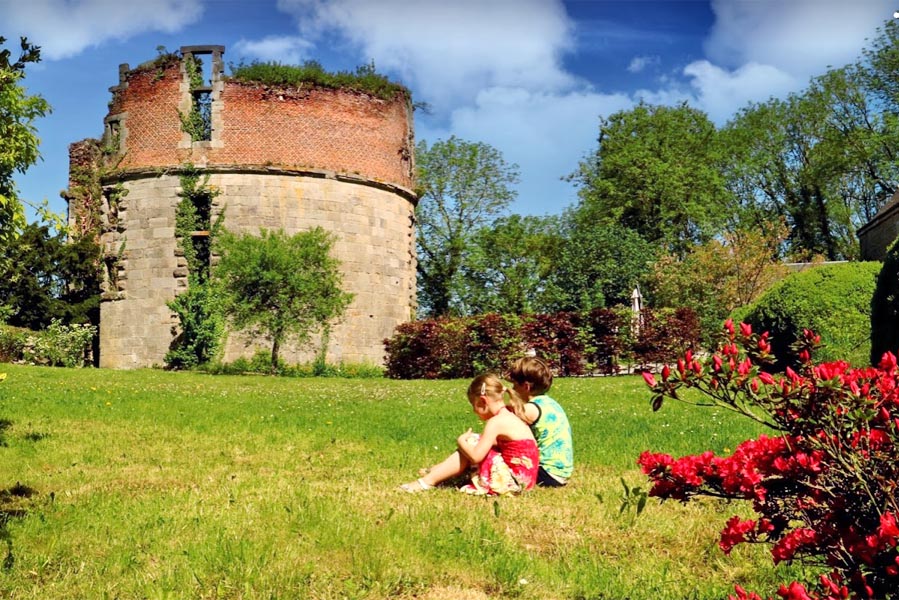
[382,307,703,379]
[21,320,96,367]
[871,239,899,366]
[520,312,587,376]
[640,320,899,599]
[583,307,627,374]
[632,307,701,367]
[0,326,26,363]
[466,313,524,374]
[733,262,881,369]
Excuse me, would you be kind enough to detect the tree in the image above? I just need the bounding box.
[721,55,899,261]
[214,227,353,370]
[415,136,519,317]
[649,223,789,342]
[460,214,560,315]
[0,222,102,330]
[0,37,50,244]
[547,214,657,312]
[571,102,728,256]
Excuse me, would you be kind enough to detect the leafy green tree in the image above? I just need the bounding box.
[546,214,657,312]
[571,102,728,256]
[214,227,353,370]
[0,37,50,244]
[0,222,102,329]
[649,223,789,343]
[415,136,519,317]
[722,75,895,261]
[460,214,560,315]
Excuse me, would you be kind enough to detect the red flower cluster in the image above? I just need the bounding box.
[641,321,899,599]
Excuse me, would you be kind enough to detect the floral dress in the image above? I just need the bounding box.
[460,436,539,496]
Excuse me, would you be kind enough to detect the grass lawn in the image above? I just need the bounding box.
[0,364,809,599]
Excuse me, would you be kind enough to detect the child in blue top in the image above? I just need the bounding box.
[506,356,574,486]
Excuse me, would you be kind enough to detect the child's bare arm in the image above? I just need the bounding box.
[456,422,499,464]
[523,402,540,425]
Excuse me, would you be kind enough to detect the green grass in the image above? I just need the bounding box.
[0,365,808,599]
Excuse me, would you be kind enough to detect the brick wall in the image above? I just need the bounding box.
[110,60,414,190]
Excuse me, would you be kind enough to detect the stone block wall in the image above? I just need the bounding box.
[98,171,416,369]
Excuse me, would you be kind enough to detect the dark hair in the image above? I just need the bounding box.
[506,356,553,396]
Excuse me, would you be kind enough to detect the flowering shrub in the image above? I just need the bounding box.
[640,320,899,599]
[21,320,96,367]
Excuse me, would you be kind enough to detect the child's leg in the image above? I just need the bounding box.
[420,450,470,487]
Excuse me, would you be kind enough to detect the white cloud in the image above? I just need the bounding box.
[4,0,204,60]
[276,0,576,110]
[682,60,799,124]
[419,86,634,214]
[627,55,660,74]
[232,36,314,65]
[705,0,893,79]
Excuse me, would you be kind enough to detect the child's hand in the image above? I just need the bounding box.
[458,428,478,446]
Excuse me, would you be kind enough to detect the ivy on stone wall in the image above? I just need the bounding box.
[165,165,224,368]
[178,54,211,142]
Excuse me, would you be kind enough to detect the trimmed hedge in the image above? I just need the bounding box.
[383,308,701,379]
[732,261,880,369]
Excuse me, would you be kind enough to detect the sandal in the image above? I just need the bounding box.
[399,478,433,493]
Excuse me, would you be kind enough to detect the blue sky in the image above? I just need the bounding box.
[6,0,896,220]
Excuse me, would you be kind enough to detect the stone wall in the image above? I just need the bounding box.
[98,171,416,368]
[859,191,899,261]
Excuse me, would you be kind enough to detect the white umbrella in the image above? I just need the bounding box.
[631,287,644,334]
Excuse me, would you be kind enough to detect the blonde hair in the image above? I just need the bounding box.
[467,373,527,420]
[506,356,553,396]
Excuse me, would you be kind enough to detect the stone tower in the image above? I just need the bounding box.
[67,46,417,369]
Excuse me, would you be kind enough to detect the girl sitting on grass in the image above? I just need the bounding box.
[399,373,539,495]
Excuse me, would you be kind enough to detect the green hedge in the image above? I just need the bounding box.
[732,262,880,369]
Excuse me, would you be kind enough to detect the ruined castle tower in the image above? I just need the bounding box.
[67,46,417,369]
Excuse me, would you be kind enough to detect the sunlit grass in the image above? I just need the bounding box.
[0,365,805,599]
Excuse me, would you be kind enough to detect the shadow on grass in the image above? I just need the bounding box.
[0,482,41,572]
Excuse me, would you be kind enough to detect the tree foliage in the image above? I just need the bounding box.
[461,214,560,315]
[0,36,50,244]
[214,228,353,370]
[571,102,728,256]
[0,222,102,330]
[415,136,519,317]
[650,223,789,343]
[547,215,657,312]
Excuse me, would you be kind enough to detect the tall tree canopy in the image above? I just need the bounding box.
[415,136,519,317]
[0,36,50,244]
[571,102,728,256]
[547,215,657,312]
[461,214,560,315]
